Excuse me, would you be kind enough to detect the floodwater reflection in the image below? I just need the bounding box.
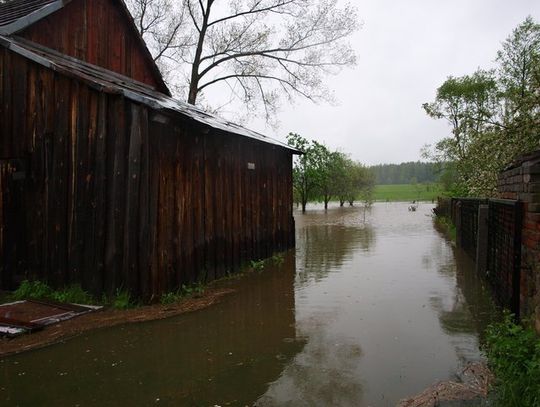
[259,202,497,406]
[0,256,303,406]
[0,202,498,406]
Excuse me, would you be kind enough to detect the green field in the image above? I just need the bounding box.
[373,184,444,202]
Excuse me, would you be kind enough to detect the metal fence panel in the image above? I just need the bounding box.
[459,198,488,261]
[487,199,522,317]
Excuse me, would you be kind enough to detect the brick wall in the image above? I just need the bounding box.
[498,150,540,332]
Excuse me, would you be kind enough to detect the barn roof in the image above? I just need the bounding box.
[0,0,170,96]
[0,35,301,154]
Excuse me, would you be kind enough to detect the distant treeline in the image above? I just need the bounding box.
[369,161,440,185]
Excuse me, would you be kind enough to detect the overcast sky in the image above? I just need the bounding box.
[246,0,540,165]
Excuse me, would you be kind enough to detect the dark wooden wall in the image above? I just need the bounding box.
[0,47,295,299]
[18,0,167,93]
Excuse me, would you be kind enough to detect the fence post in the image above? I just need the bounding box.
[475,204,489,276]
[455,201,462,248]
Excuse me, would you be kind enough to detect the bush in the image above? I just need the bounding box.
[112,289,133,309]
[11,280,53,300]
[11,280,94,304]
[484,312,540,406]
[51,285,95,304]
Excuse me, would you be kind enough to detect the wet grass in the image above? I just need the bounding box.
[160,282,206,305]
[484,312,540,406]
[10,280,96,304]
[373,183,444,202]
[9,280,135,309]
[7,253,289,309]
[434,215,457,242]
[159,252,287,304]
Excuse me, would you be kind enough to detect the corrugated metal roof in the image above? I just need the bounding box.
[0,0,59,28]
[0,35,301,153]
[0,0,170,95]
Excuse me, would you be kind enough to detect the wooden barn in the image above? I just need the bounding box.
[0,0,299,299]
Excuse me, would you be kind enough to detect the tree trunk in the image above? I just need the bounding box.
[340,200,345,207]
[188,0,212,105]
[324,193,330,210]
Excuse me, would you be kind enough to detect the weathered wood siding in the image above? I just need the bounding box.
[18,0,167,93]
[0,47,295,298]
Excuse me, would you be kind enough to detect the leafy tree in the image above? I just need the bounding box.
[333,154,355,207]
[369,162,442,185]
[311,143,344,210]
[287,133,320,213]
[127,0,359,121]
[497,16,540,158]
[347,163,374,207]
[423,17,540,196]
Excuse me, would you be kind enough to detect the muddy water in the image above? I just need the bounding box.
[0,202,497,406]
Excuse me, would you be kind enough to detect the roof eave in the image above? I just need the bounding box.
[0,0,171,96]
[0,0,67,35]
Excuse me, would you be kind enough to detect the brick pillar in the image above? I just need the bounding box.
[498,150,540,332]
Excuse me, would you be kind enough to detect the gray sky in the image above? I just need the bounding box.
[248,0,540,165]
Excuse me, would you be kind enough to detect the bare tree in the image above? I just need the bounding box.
[127,0,359,120]
[126,0,193,81]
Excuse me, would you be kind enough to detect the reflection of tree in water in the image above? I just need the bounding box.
[295,224,375,285]
[430,224,499,343]
[256,317,364,407]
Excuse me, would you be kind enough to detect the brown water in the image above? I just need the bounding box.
[0,202,498,406]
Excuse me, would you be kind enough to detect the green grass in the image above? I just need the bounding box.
[160,282,206,305]
[434,215,457,242]
[484,312,540,406]
[10,280,95,304]
[373,183,444,202]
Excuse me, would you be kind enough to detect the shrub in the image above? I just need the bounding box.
[250,259,266,271]
[11,280,53,300]
[484,312,540,406]
[11,280,95,304]
[51,285,95,304]
[160,291,180,305]
[112,289,133,310]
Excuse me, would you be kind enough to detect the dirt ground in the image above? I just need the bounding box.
[397,362,493,407]
[0,287,235,357]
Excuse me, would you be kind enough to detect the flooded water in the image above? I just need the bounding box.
[0,202,498,406]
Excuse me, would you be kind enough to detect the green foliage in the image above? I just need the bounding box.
[11,280,53,301]
[51,285,95,304]
[11,280,94,304]
[423,17,540,196]
[112,289,134,310]
[250,259,266,271]
[372,184,443,202]
[286,133,373,211]
[159,282,206,305]
[160,292,180,305]
[287,133,322,212]
[247,253,286,273]
[484,312,540,406]
[270,253,285,266]
[369,161,441,185]
[434,215,456,242]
